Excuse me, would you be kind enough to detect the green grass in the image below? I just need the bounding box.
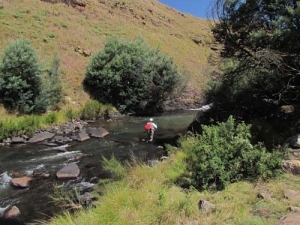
[0,101,116,141]
[42,147,300,225]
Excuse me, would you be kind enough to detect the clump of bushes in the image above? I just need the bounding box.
[179,116,286,190]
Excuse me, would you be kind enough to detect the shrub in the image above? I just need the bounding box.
[180,116,285,190]
[45,52,63,110]
[0,39,43,114]
[83,36,182,114]
[16,115,40,135]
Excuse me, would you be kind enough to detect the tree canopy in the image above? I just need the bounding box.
[83,37,182,114]
[212,0,300,105]
[207,0,300,116]
[190,0,300,146]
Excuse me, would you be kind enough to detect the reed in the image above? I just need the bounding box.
[80,100,116,120]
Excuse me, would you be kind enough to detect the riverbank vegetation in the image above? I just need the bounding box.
[0,100,116,141]
[45,172,300,225]
[190,0,300,146]
[0,35,183,140]
[0,36,118,141]
[44,118,290,225]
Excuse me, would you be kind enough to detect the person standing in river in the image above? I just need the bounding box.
[144,118,157,143]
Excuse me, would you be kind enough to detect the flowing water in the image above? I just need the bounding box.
[0,110,197,224]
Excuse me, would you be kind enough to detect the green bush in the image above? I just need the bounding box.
[180,116,285,190]
[44,52,63,111]
[0,39,44,114]
[83,36,182,114]
[16,115,40,135]
[33,52,63,114]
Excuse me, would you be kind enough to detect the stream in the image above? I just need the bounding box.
[0,110,197,224]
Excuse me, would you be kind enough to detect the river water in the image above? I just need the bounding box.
[0,110,197,224]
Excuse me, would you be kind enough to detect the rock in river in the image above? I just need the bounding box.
[56,163,80,179]
[10,177,34,188]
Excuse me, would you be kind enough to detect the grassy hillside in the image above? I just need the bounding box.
[0,0,217,114]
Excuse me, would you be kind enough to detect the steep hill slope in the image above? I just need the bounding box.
[0,0,218,111]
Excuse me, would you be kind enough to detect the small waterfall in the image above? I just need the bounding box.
[0,205,10,217]
[0,172,12,188]
[25,164,45,176]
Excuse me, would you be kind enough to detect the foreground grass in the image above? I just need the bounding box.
[44,149,300,225]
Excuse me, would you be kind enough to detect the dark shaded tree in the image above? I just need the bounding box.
[190,0,300,147]
[211,0,300,106]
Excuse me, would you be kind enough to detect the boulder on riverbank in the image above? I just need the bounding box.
[86,127,109,138]
[27,132,56,143]
[77,130,90,141]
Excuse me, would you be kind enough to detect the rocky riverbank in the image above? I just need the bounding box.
[0,119,110,147]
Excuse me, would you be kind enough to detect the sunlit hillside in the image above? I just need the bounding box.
[0,0,218,112]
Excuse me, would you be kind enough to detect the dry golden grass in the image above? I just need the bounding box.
[0,0,217,113]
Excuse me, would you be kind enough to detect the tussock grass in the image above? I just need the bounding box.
[0,111,66,140]
[43,146,300,225]
[45,157,200,225]
[80,100,117,120]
